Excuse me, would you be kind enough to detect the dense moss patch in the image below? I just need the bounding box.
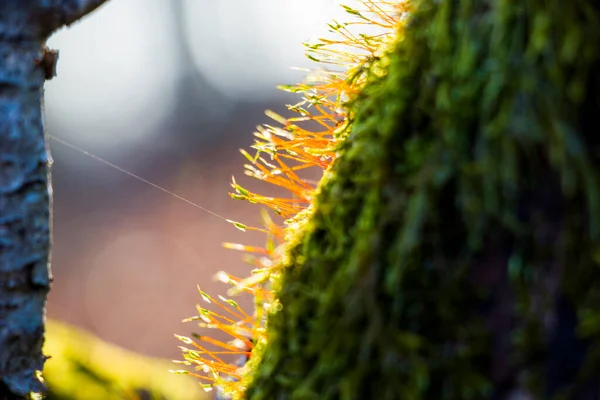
[246,1,600,399]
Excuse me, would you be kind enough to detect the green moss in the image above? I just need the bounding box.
[43,320,206,400]
[246,1,600,399]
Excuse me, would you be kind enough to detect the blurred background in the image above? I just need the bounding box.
[44,0,353,375]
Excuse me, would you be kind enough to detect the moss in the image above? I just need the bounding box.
[246,1,600,399]
[43,320,206,400]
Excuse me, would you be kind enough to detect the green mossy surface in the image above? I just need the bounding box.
[43,320,206,400]
[246,1,600,399]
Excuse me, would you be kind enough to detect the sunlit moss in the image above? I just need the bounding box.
[176,1,404,398]
[246,0,600,399]
[183,0,600,398]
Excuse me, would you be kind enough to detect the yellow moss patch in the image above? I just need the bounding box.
[44,320,206,400]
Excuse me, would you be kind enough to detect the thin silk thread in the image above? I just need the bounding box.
[49,134,229,222]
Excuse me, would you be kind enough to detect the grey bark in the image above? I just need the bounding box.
[0,1,108,398]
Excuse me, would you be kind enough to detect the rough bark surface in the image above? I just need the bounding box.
[0,1,108,398]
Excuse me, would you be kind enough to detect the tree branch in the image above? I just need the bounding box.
[43,0,110,36]
[0,0,109,397]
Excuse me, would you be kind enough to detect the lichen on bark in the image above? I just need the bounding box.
[246,1,600,399]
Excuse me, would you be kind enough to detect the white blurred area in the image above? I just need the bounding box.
[46,0,350,151]
[46,0,180,151]
[45,0,363,359]
[181,0,343,98]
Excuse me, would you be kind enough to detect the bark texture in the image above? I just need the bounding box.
[0,1,107,398]
[247,1,600,399]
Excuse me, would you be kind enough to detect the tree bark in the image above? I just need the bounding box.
[0,1,108,398]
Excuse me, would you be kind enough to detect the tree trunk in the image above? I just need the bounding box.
[0,1,108,398]
[247,1,600,399]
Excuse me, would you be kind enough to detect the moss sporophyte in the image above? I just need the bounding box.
[174,1,405,398]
